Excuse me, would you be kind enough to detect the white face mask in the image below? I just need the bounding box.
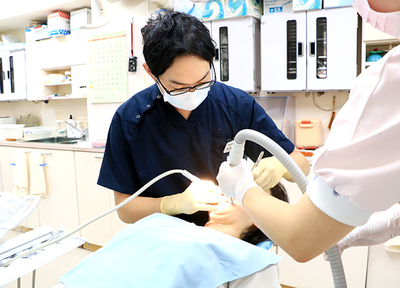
[353,0,400,39]
[160,86,210,111]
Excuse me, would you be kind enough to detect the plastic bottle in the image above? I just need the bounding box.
[66,115,76,138]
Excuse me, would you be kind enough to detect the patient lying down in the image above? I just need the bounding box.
[59,184,288,288]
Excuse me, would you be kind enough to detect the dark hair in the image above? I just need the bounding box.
[240,182,289,245]
[141,11,216,77]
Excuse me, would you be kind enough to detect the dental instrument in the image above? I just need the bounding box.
[251,151,264,171]
[227,129,347,288]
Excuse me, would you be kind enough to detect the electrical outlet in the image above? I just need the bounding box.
[128,56,137,72]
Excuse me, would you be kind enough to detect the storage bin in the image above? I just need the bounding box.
[0,117,16,124]
[23,126,56,140]
[0,124,25,141]
[295,119,321,149]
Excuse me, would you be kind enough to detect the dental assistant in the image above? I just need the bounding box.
[217,0,400,262]
[97,12,310,226]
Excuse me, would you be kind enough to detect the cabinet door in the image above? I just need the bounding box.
[33,149,80,234]
[71,64,88,98]
[74,152,114,246]
[0,146,40,228]
[307,7,359,91]
[261,12,307,91]
[366,243,400,287]
[0,50,27,101]
[211,17,260,92]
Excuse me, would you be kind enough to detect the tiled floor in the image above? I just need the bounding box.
[2,246,92,288]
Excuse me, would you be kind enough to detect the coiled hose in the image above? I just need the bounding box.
[228,129,347,288]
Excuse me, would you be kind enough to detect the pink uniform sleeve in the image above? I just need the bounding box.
[307,45,400,226]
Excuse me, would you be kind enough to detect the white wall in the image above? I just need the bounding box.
[262,91,350,145]
[85,0,153,140]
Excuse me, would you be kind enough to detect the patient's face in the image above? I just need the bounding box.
[208,197,254,229]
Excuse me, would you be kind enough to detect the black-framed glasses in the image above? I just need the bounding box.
[156,63,216,96]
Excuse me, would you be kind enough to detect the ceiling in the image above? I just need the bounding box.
[0,0,92,33]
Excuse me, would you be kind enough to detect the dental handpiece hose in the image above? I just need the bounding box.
[227,129,347,288]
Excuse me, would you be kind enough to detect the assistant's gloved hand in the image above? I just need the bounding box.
[161,180,222,215]
[324,203,400,261]
[252,156,291,190]
[217,159,259,207]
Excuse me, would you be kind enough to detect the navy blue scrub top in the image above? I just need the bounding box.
[98,82,294,226]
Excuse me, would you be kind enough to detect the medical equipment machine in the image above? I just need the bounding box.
[0,192,40,240]
[0,192,44,261]
[227,129,347,288]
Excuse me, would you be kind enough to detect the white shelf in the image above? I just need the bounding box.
[41,65,87,100]
[44,81,72,86]
[44,96,86,100]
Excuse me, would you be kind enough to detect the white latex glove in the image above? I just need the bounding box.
[252,156,291,191]
[161,180,222,215]
[216,159,259,207]
[324,203,400,260]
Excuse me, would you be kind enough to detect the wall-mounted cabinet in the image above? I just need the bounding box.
[261,7,360,92]
[42,64,87,99]
[25,33,88,101]
[204,17,261,92]
[362,21,400,71]
[0,48,27,101]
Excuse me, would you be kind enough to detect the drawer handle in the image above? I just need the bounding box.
[41,153,52,156]
[94,156,103,159]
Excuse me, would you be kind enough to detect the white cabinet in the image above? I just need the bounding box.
[74,152,114,246]
[25,33,88,101]
[0,49,27,101]
[366,244,400,287]
[261,7,360,92]
[41,64,87,99]
[35,148,80,233]
[204,17,261,92]
[0,146,40,228]
[361,21,400,71]
[0,147,79,233]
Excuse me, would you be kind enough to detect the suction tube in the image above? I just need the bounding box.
[228,129,347,288]
[228,129,308,192]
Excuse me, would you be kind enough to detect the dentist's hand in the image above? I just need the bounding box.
[325,203,400,260]
[161,181,222,215]
[252,156,291,190]
[217,159,259,207]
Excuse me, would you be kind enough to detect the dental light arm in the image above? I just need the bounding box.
[1,169,200,267]
[226,129,347,288]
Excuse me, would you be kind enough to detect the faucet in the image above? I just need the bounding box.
[57,120,86,139]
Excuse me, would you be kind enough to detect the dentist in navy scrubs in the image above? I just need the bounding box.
[97,12,310,227]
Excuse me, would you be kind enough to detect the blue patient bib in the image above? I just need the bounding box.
[61,214,282,288]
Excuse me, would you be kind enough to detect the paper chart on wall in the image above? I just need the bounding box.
[87,31,128,103]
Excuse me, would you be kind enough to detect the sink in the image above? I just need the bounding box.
[26,137,84,144]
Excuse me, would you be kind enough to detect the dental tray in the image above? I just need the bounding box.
[0,226,54,261]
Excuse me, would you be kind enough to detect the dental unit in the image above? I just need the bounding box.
[1,129,347,288]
